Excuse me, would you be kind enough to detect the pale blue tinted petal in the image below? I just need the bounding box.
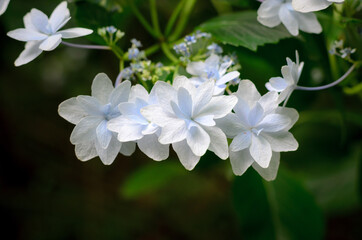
[14,41,43,67]
[58,97,87,124]
[7,28,47,41]
[230,131,251,152]
[70,116,102,144]
[30,8,50,34]
[186,125,210,156]
[118,102,139,116]
[58,28,93,39]
[258,114,291,132]
[49,1,70,32]
[75,141,97,161]
[236,80,261,103]
[186,61,205,76]
[194,115,215,127]
[91,73,114,104]
[229,149,254,176]
[95,137,121,165]
[252,152,280,181]
[77,96,102,116]
[24,13,37,30]
[250,134,272,168]
[294,12,322,34]
[258,91,279,115]
[292,0,332,13]
[197,95,237,119]
[129,84,149,103]
[178,87,193,117]
[173,76,196,94]
[119,141,136,156]
[172,140,200,170]
[248,103,264,126]
[192,80,214,115]
[159,119,188,144]
[266,77,288,92]
[141,105,175,127]
[39,34,62,51]
[203,126,229,159]
[215,113,245,138]
[138,134,169,161]
[141,123,159,135]
[153,81,177,112]
[0,0,10,15]
[107,117,144,142]
[109,80,131,106]
[275,107,299,131]
[96,120,112,149]
[216,71,240,86]
[262,132,298,152]
[279,4,299,36]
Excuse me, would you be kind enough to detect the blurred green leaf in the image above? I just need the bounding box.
[198,11,292,51]
[233,169,325,240]
[121,161,187,199]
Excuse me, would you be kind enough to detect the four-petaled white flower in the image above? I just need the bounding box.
[292,0,344,13]
[7,1,93,66]
[58,73,136,165]
[257,0,322,36]
[141,76,238,170]
[265,51,304,105]
[216,80,299,181]
[186,54,240,95]
[107,84,170,161]
[0,0,9,16]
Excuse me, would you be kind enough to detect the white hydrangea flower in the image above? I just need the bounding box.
[141,76,238,170]
[186,54,240,95]
[216,80,299,181]
[7,1,93,66]
[292,0,344,13]
[107,84,170,161]
[58,73,136,165]
[257,0,322,36]
[0,0,10,15]
[266,51,304,104]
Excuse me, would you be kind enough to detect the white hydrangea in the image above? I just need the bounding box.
[0,0,9,15]
[292,0,344,13]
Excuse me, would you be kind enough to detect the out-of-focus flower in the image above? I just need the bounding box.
[7,1,93,66]
[292,0,344,13]
[0,0,10,15]
[58,73,135,165]
[257,0,322,36]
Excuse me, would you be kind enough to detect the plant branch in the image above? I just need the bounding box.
[165,0,185,37]
[169,0,196,42]
[130,1,159,38]
[61,41,111,50]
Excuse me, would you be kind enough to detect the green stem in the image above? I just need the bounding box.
[161,42,179,63]
[165,0,185,37]
[130,2,159,38]
[136,73,150,91]
[150,0,162,38]
[169,0,196,42]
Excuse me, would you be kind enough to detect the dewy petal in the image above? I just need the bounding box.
[172,140,201,170]
[215,113,245,138]
[250,134,272,168]
[30,8,51,34]
[108,80,131,107]
[158,119,188,144]
[292,0,332,13]
[236,80,261,103]
[138,134,169,161]
[294,12,322,34]
[58,97,87,124]
[258,114,291,133]
[186,124,210,156]
[96,120,113,149]
[0,0,10,16]
[230,131,252,152]
[203,126,229,159]
[7,28,48,41]
[58,28,93,39]
[178,87,193,117]
[91,73,114,104]
[192,80,214,115]
[70,116,103,144]
[197,95,238,119]
[279,4,299,36]
[262,132,298,152]
[229,149,254,176]
[14,41,43,67]
[39,34,62,51]
[95,136,121,165]
[49,1,70,32]
[252,152,280,181]
[119,141,136,156]
[75,141,98,161]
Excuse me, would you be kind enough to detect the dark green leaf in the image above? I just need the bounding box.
[198,11,292,51]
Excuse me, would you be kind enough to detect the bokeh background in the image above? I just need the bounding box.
[0,0,361,239]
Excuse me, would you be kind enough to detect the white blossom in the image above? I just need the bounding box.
[0,0,9,15]
[107,84,169,161]
[257,0,322,36]
[58,73,135,165]
[7,1,93,66]
[292,0,344,13]
[216,80,299,181]
[141,76,238,170]
[186,54,240,95]
[265,51,304,104]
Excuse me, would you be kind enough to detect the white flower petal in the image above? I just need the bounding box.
[229,149,254,176]
[30,8,50,34]
[14,41,43,67]
[141,105,176,127]
[49,1,70,32]
[7,28,47,41]
[138,134,169,161]
[216,71,240,86]
[159,119,188,144]
[58,28,93,39]
[266,77,289,92]
[230,131,252,152]
[258,91,279,115]
[274,107,299,131]
[257,0,282,28]
[70,116,103,144]
[141,123,159,135]
[39,34,62,51]
[197,95,238,119]
[292,0,332,13]
[96,120,113,149]
[178,87,193,117]
[186,61,205,76]
[192,80,214,115]
[262,132,298,152]
[186,124,210,156]
[173,76,196,94]
[23,12,37,30]
[215,113,245,138]
[252,152,280,181]
[236,80,261,103]
[258,114,291,132]
[250,134,272,168]
[172,140,201,170]
[0,0,10,15]
[95,137,121,165]
[129,84,149,103]
[153,81,177,112]
[204,126,229,159]
[108,80,131,107]
[77,95,103,116]
[248,103,264,126]
[58,97,87,124]
[75,141,97,162]
[279,4,299,36]
[194,115,215,126]
[119,141,136,156]
[294,12,322,34]
[91,73,114,104]
[107,117,145,142]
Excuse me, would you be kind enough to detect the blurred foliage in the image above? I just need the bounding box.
[0,0,361,239]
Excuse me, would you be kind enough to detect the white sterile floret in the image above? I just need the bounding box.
[0,0,10,15]
[216,80,299,181]
[292,0,344,13]
[58,73,136,165]
[7,1,93,66]
[141,76,238,170]
[186,54,240,95]
[257,0,322,36]
[266,51,304,105]
[107,84,169,161]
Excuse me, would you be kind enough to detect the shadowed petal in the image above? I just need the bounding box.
[252,152,280,181]
[173,140,200,170]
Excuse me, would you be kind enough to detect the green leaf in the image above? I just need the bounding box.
[233,169,325,240]
[198,11,292,51]
[121,161,187,199]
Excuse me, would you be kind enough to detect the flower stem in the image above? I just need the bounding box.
[150,0,162,38]
[61,41,111,50]
[164,0,185,37]
[169,0,196,42]
[295,63,356,91]
[130,1,160,39]
[161,42,179,63]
